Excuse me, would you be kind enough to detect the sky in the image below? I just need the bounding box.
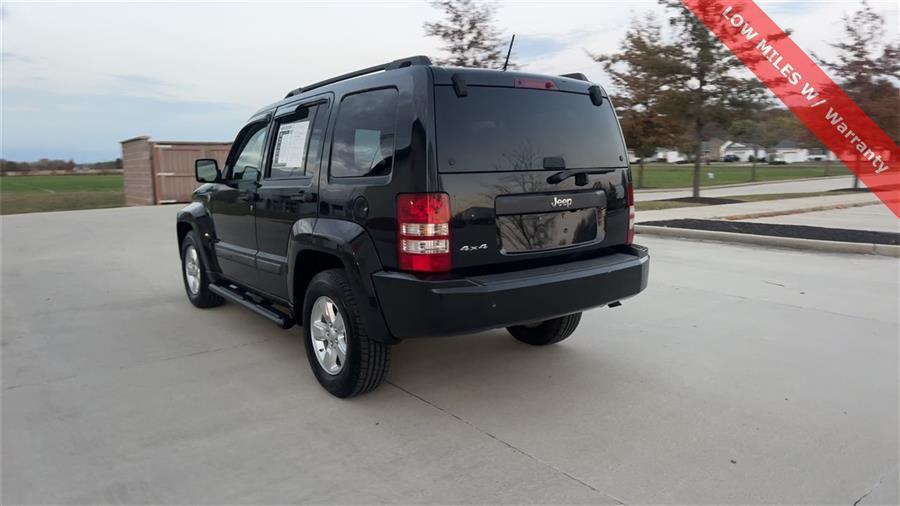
[1,0,897,162]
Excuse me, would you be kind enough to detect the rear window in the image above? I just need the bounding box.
[435,86,627,172]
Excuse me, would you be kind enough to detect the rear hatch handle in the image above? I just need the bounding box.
[547,167,617,186]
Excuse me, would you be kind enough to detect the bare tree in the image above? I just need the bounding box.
[815,1,899,188]
[424,0,510,69]
[816,0,899,136]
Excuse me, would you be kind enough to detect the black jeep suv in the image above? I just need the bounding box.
[176,56,649,397]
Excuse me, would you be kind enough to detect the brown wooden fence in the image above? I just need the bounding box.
[121,136,230,205]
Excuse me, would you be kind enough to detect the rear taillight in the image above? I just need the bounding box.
[397,193,451,272]
[626,182,635,245]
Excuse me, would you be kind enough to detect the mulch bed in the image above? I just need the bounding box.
[640,219,899,245]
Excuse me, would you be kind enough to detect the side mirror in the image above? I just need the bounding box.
[195,159,220,183]
[241,166,260,183]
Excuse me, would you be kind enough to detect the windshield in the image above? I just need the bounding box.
[435,86,627,173]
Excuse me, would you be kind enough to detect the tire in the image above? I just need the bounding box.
[180,232,225,308]
[302,269,390,398]
[507,313,582,346]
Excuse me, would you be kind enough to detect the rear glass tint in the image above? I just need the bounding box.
[330,88,398,178]
[435,86,627,172]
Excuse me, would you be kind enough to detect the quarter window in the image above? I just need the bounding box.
[330,88,398,178]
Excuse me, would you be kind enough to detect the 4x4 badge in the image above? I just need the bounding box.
[459,243,488,252]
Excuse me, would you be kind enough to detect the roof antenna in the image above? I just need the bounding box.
[502,34,515,71]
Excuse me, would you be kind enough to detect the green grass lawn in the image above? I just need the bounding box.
[0,164,853,215]
[634,163,850,189]
[0,175,124,215]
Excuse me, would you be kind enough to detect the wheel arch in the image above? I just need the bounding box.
[177,221,193,247]
[292,250,344,313]
[288,218,394,343]
[176,202,221,276]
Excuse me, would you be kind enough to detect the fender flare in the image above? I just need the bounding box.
[287,218,394,343]
[176,202,221,278]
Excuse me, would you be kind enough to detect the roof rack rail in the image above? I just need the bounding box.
[285,55,433,99]
[560,72,589,82]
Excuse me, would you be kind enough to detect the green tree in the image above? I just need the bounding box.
[760,111,806,163]
[794,121,832,175]
[730,119,764,180]
[424,0,509,69]
[734,110,811,169]
[592,15,681,188]
[655,0,770,197]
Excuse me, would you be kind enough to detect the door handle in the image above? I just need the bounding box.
[289,190,311,202]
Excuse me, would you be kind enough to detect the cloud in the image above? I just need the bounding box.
[512,32,588,60]
[2,1,897,162]
[1,52,31,64]
[106,73,171,89]
[1,87,247,161]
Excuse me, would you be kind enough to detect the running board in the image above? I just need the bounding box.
[209,284,294,329]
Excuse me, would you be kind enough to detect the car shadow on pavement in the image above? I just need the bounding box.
[384,328,625,410]
[215,303,627,410]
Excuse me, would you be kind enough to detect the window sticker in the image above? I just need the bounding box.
[272,120,311,172]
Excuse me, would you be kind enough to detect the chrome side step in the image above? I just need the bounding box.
[209,284,294,329]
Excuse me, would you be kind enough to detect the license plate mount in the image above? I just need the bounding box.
[498,208,605,253]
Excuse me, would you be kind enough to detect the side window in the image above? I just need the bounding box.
[330,88,398,178]
[228,123,268,181]
[269,106,315,179]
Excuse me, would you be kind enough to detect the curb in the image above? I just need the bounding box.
[635,224,900,257]
[634,175,851,194]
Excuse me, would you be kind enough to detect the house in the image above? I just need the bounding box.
[720,141,766,162]
[770,140,809,163]
[806,148,837,161]
[701,138,727,161]
[654,147,689,163]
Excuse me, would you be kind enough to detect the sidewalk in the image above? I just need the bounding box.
[635,192,898,256]
[635,192,879,223]
[635,176,854,202]
[745,204,898,234]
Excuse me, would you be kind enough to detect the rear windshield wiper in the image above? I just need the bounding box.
[547,167,617,185]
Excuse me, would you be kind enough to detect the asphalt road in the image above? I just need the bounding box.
[3,205,897,505]
[636,175,855,201]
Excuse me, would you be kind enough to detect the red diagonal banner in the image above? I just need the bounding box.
[682,0,900,218]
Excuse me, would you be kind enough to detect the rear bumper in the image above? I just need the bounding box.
[372,245,649,339]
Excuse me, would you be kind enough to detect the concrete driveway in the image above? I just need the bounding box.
[2,205,897,505]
